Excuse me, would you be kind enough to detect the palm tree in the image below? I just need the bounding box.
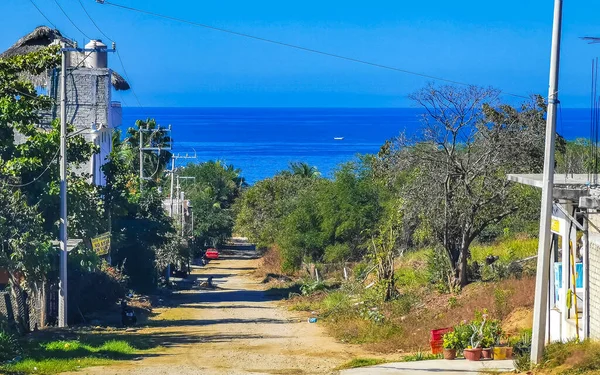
[288,162,321,178]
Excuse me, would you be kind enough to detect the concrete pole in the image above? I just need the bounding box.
[58,46,68,328]
[169,157,175,217]
[583,211,590,338]
[181,191,186,237]
[531,0,563,364]
[139,127,143,192]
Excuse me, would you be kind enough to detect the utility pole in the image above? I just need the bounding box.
[139,126,172,191]
[168,152,196,218]
[58,44,68,328]
[58,41,116,327]
[531,0,563,365]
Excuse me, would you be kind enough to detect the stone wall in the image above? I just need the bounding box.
[589,233,600,338]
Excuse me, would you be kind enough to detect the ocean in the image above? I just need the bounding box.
[122,107,592,184]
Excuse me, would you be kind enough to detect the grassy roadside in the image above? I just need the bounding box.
[0,329,164,375]
[265,237,539,355]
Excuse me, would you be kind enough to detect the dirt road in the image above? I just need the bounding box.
[69,249,365,375]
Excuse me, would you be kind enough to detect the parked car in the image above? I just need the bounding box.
[205,248,219,260]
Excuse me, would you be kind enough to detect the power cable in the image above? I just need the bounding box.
[99,0,531,100]
[27,0,57,29]
[79,0,148,114]
[77,0,112,42]
[2,147,60,188]
[53,0,92,40]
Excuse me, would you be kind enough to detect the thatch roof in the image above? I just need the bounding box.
[1,26,130,91]
[0,26,70,58]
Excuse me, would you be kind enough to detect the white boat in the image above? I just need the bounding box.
[334,137,344,140]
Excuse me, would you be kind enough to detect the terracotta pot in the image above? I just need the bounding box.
[482,348,492,359]
[443,348,457,360]
[492,346,513,360]
[463,348,482,361]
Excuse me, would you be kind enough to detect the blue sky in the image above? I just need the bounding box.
[2,0,600,107]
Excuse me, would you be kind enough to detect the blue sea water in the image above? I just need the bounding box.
[122,107,592,184]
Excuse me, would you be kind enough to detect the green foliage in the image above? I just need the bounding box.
[427,247,454,293]
[299,279,327,296]
[337,358,387,370]
[103,128,176,292]
[443,330,461,350]
[540,339,600,374]
[0,330,20,362]
[512,329,533,372]
[67,248,127,322]
[1,339,137,374]
[402,352,441,361]
[178,161,245,250]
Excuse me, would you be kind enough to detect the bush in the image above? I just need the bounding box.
[427,247,453,293]
[299,280,327,296]
[0,330,20,362]
[68,255,128,322]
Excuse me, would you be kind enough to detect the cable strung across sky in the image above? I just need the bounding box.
[95,0,531,100]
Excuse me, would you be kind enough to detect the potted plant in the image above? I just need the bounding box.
[463,321,485,361]
[481,318,502,359]
[442,331,459,360]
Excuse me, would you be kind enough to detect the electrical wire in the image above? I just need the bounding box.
[27,0,57,29]
[2,147,60,188]
[52,0,92,40]
[99,0,532,100]
[77,0,112,42]
[78,0,148,114]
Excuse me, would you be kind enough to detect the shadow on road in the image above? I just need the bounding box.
[146,317,296,328]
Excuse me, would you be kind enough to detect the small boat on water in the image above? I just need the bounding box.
[334,137,344,140]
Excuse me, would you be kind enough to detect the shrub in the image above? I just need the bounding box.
[427,247,453,293]
[299,280,327,296]
[0,330,20,362]
[68,257,128,322]
[443,330,460,350]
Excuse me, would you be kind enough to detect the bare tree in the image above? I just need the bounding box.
[380,84,546,288]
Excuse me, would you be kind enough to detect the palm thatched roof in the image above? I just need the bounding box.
[0,26,70,58]
[1,26,130,91]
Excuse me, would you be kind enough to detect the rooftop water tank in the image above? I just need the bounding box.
[84,40,107,68]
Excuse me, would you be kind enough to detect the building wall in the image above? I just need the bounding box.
[589,233,600,338]
[51,67,120,185]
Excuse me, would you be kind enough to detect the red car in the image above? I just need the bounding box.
[205,248,219,260]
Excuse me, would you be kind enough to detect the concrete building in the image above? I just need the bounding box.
[1,26,130,185]
[508,173,600,342]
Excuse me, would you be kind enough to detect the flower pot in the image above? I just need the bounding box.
[482,348,492,359]
[492,346,512,360]
[463,348,482,361]
[443,348,457,360]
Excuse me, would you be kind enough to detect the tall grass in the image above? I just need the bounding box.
[470,238,538,264]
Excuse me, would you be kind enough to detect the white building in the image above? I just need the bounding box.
[508,173,600,342]
[1,26,130,186]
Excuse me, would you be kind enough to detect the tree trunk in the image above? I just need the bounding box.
[457,232,472,287]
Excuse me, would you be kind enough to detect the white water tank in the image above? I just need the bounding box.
[84,40,108,68]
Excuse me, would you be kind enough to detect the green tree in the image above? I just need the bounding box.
[379,84,549,288]
[177,161,245,249]
[288,162,321,178]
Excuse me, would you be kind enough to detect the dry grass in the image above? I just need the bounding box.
[294,277,536,354]
[535,340,600,374]
[255,246,284,279]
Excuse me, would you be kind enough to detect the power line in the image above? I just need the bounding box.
[99,0,531,100]
[115,50,145,110]
[78,0,147,113]
[53,0,92,40]
[78,0,112,42]
[28,0,57,29]
[2,147,60,188]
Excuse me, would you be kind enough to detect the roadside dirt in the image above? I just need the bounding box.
[65,249,370,375]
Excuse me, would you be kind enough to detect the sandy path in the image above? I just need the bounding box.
[67,249,365,375]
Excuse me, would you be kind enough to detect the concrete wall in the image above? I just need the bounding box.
[590,233,600,338]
